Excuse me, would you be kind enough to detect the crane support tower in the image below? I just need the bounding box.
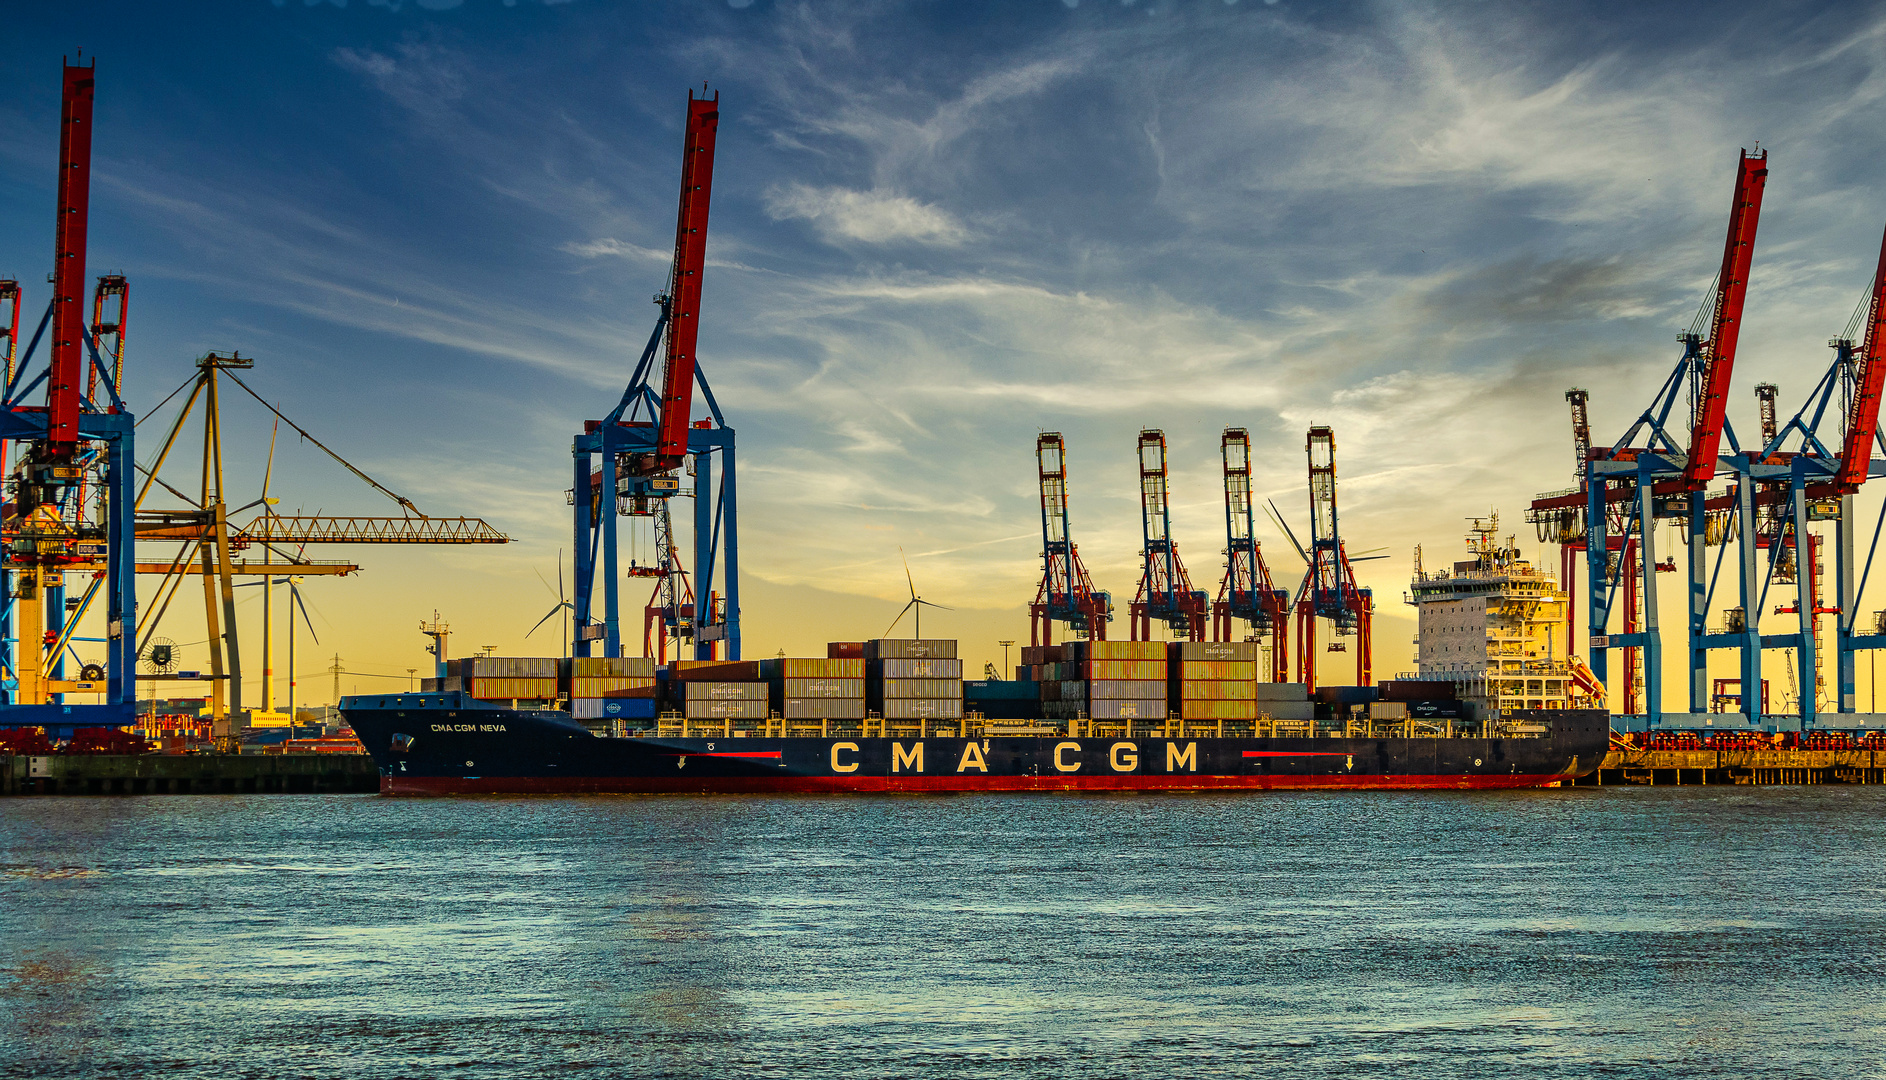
[1213,427,1288,680]
[1714,217,1886,726]
[572,90,740,662]
[1128,429,1208,641]
[1526,150,1770,729]
[1031,432,1111,646]
[1294,426,1372,689]
[0,58,138,733]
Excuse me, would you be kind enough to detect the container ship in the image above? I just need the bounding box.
[341,638,1608,795]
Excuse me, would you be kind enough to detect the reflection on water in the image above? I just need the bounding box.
[3,788,1885,1076]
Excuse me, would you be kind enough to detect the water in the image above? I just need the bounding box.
[3,788,1885,1078]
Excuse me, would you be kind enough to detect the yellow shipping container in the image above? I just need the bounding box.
[1084,640,1166,661]
[469,677,558,700]
[1180,699,1259,721]
[1181,680,1256,700]
[1085,659,1165,681]
[571,676,656,696]
[1182,660,1258,680]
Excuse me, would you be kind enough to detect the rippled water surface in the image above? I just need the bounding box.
[3,788,1885,1078]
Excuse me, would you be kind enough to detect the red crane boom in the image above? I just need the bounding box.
[48,61,95,450]
[1837,223,1886,493]
[650,91,720,474]
[1682,149,1768,489]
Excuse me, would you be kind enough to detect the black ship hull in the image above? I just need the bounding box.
[341,694,1609,795]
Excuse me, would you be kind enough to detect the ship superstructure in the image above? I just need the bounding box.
[1407,515,1580,712]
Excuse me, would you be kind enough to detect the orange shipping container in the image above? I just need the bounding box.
[571,677,657,697]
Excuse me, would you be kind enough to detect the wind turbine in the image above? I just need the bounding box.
[529,550,573,655]
[883,548,952,639]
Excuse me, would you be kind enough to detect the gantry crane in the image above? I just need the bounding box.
[572,90,739,661]
[1031,432,1111,646]
[1526,150,1768,728]
[128,350,509,734]
[1128,429,1208,641]
[1293,426,1372,689]
[1720,219,1886,725]
[0,58,138,736]
[1212,427,1288,679]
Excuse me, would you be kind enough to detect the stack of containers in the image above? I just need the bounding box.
[1169,641,1259,731]
[568,655,658,727]
[1019,644,1062,683]
[672,659,768,732]
[1256,682,1315,732]
[867,639,963,729]
[1069,640,1167,729]
[459,657,558,704]
[762,656,865,732]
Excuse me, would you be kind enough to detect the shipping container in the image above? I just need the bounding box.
[872,657,964,680]
[1020,644,1063,666]
[1260,701,1317,720]
[571,656,656,678]
[685,698,769,720]
[1379,680,1457,702]
[1066,639,1164,662]
[1175,640,1261,662]
[1085,660,1165,681]
[826,641,865,659]
[781,698,868,720]
[1179,679,1257,701]
[1087,679,1168,700]
[964,679,1039,701]
[571,677,657,697]
[880,697,965,719]
[1313,685,1379,705]
[572,697,660,720]
[1369,701,1409,720]
[865,638,959,660]
[683,682,768,702]
[419,678,440,692]
[1088,698,1167,721]
[778,677,864,699]
[1179,660,1257,680]
[1180,699,1259,721]
[461,656,558,679]
[467,677,557,700]
[672,660,763,682]
[876,678,961,700]
[760,657,866,680]
[1255,681,1310,701]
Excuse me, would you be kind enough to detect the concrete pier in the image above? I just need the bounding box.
[1577,747,1886,787]
[0,754,380,796]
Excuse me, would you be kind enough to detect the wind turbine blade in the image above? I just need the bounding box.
[882,598,916,639]
[534,566,558,601]
[526,604,564,637]
[916,599,954,611]
[292,587,320,644]
[558,549,566,604]
[261,419,278,502]
[900,547,916,600]
[1265,500,1310,564]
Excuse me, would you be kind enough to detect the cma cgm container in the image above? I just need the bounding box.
[1170,641,1259,722]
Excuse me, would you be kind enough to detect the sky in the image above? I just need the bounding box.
[3,0,1886,711]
